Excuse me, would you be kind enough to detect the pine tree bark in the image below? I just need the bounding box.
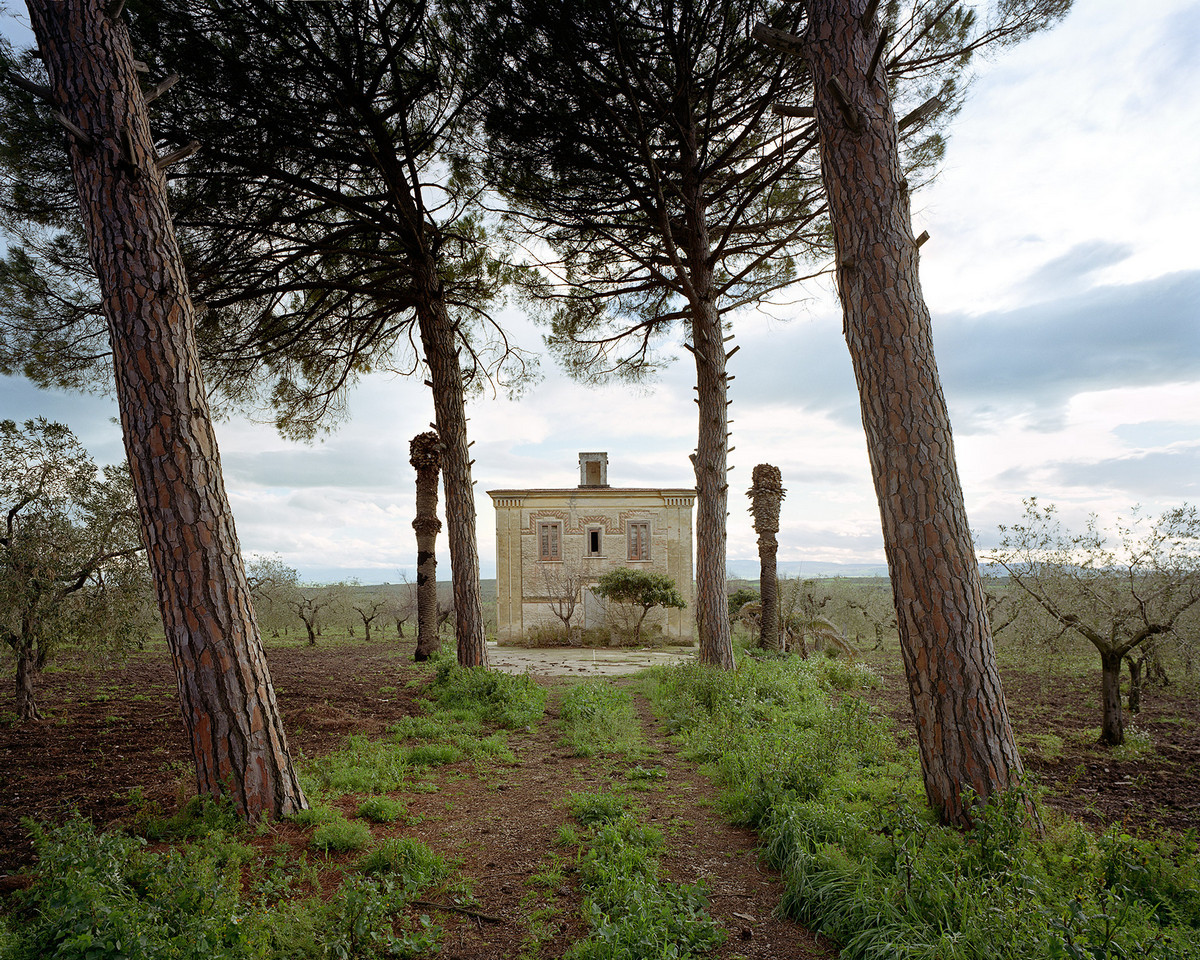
[25,0,305,818]
[679,132,734,668]
[805,0,1025,825]
[413,262,487,667]
[410,431,443,662]
[749,464,785,652]
[691,298,734,668]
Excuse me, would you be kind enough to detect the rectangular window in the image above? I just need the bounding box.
[587,528,603,557]
[538,521,561,561]
[627,521,650,561]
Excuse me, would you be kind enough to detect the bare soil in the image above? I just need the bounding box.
[1,639,1195,957]
[0,640,831,958]
[865,666,1200,835]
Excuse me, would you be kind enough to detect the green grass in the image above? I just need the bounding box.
[311,815,371,853]
[564,794,725,960]
[357,837,449,892]
[559,680,645,758]
[649,655,1200,960]
[357,795,408,823]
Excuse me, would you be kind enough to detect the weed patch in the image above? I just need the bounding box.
[651,656,1200,959]
[565,798,725,960]
[559,680,644,758]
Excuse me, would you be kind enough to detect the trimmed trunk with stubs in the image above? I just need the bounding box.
[413,264,487,667]
[25,0,305,819]
[748,464,786,652]
[805,0,1026,826]
[410,431,443,662]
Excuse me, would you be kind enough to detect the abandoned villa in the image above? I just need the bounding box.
[488,453,695,643]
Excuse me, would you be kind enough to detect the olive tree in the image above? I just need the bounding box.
[0,418,150,721]
[989,499,1200,745]
[595,568,687,646]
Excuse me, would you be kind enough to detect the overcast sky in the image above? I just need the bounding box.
[3,0,1199,584]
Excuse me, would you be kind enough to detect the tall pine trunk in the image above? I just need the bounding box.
[410,431,443,662]
[680,137,734,668]
[690,298,734,668]
[26,0,305,818]
[805,0,1025,825]
[413,263,487,667]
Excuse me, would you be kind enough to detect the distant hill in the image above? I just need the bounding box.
[739,560,890,579]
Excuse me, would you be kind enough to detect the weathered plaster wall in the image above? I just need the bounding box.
[488,487,695,643]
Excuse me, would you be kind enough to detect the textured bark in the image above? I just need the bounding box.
[410,431,443,663]
[14,640,41,722]
[806,0,1025,825]
[748,464,785,652]
[1126,657,1142,716]
[26,0,305,818]
[1100,652,1125,745]
[691,298,733,668]
[679,129,734,668]
[412,263,487,667]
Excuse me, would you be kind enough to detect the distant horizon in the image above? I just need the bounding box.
[289,558,893,586]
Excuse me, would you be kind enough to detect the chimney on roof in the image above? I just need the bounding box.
[579,452,609,488]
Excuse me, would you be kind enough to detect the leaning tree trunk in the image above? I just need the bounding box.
[26,0,305,818]
[748,464,786,652]
[410,431,443,662]
[804,0,1025,826]
[413,263,487,667]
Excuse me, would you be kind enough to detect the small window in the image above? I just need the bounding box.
[587,528,603,557]
[627,521,650,561]
[538,521,561,561]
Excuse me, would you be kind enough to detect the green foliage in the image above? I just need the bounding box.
[358,838,450,893]
[5,818,257,960]
[356,796,408,824]
[559,680,643,758]
[727,587,759,622]
[594,569,686,614]
[311,816,372,854]
[594,569,687,644]
[317,875,441,960]
[302,735,411,797]
[566,809,724,960]
[0,420,153,717]
[427,654,547,729]
[568,791,631,828]
[650,658,1200,959]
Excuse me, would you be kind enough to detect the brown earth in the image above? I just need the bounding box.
[1,639,1196,957]
[0,640,831,959]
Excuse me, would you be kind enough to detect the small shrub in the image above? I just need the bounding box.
[428,659,546,728]
[559,680,642,758]
[357,796,408,823]
[568,790,630,827]
[358,838,449,893]
[311,816,372,853]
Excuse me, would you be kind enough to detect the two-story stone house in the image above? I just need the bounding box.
[488,453,695,643]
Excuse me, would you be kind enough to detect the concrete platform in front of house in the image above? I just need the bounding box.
[486,641,698,677]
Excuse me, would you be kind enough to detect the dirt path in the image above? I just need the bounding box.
[390,683,829,959]
[0,641,828,957]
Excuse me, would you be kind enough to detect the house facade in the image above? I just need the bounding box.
[488,453,695,643]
